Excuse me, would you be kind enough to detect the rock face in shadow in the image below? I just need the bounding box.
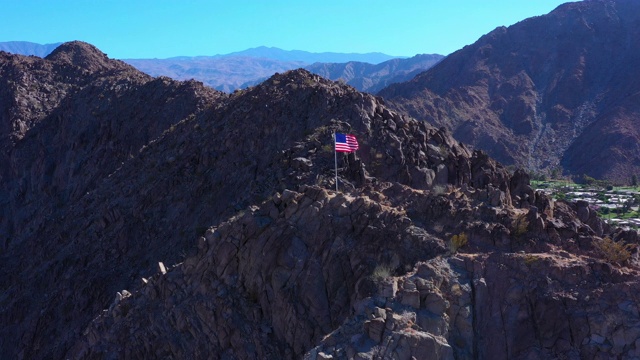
[1,41,639,360]
[379,0,640,183]
[69,187,448,358]
[68,181,640,359]
[0,41,225,359]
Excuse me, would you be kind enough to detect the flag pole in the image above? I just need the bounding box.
[334,132,338,192]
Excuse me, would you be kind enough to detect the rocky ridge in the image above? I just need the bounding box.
[1,41,639,360]
[379,0,640,183]
[70,179,640,359]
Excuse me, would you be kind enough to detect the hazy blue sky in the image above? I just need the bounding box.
[2,0,576,59]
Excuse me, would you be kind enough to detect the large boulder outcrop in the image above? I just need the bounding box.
[70,182,640,359]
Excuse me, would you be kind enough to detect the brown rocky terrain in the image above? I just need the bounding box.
[379,0,640,183]
[67,170,640,359]
[1,40,640,360]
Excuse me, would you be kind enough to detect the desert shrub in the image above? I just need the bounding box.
[432,185,446,196]
[369,151,384,168]
[371,264,392,281]
[398,310,417,328]
[523,254,540,266]
[594,237,635,264]
[438,144,448,157]
[512,214,529,238]
[450,232,468,253]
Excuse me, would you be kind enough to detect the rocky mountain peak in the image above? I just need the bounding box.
[256,68,342,94]
[45,40,131,73]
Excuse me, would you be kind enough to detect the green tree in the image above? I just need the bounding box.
[583,174,596,185]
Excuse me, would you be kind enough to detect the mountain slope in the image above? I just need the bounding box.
[0,42,226,358]
[379,0,640,183]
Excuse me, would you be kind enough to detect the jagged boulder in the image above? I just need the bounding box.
[68,186,448,358]
[306,252,640,360]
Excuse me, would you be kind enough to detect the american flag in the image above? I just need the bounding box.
[335,133,359,152]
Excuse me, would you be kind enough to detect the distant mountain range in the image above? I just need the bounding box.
[122,48,443,93]
[305,54,443,93]
[0,41,62,57]
[0,42,442,93]
[122,56,307,93]
[201,46,404,64]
